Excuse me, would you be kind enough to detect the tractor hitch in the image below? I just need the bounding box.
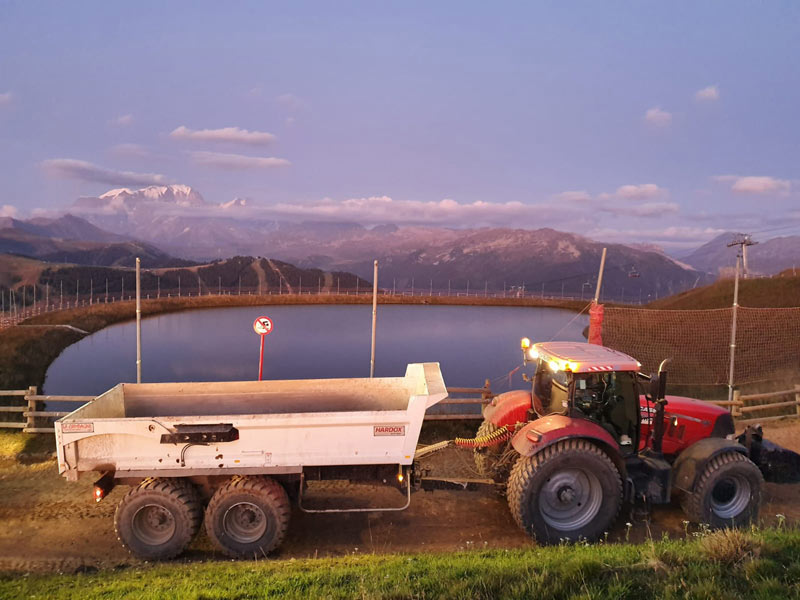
[737,425,800,484]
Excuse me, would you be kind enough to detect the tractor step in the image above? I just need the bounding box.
[625,452,672,504]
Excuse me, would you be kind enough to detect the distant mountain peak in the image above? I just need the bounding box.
[220,197,249,210]
[93,184,206,207]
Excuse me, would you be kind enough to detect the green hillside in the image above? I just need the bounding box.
[649,270,800,309]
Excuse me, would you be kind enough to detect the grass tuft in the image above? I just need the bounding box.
[699,529,761,565]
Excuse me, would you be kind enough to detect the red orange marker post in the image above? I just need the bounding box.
[253,316,273,380]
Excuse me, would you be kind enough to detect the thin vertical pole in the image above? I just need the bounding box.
[135,257,142,383]
[90,278,93,305]
[258,334,265,381]
[60,280,63,309]
[593,247,607,304]
[238,276,241,296]
[370,260,378,378]
[105,278,108,303]
[727,254,741,403]
[157,277,160,299]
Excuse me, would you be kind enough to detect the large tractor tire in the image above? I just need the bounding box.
[473,420,512,481]
[507,439,622,544]
[681,451,763,528]
[114,477,203,560]
[204,475,290,558]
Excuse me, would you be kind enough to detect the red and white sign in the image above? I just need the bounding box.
[253,316,273,336]
[374,425,406,437]
[61,422,94,434]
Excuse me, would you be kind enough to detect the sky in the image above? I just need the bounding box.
[1,1,798,251]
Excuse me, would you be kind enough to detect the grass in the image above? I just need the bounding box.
[0,294,586,392]
[648,272,800,310]
[0,431,54,458]
[1,529,799,599]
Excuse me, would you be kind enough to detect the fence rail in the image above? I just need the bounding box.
[732,385,800,424]
[0,387,94,433]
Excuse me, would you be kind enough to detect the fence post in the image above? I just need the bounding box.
[795,384,800,418]
[732,389,741,418]
[26,386,38,431]
[482,379,492,402]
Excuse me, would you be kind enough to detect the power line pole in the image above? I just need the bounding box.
[725,235,756,402]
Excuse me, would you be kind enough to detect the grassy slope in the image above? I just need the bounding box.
[0,295,586,392]
[1,530,799,599]
[648,273,800,310]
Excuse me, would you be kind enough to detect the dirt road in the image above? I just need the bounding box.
[2,420,800,573]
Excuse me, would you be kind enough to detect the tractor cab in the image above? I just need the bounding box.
[523,340,644,455]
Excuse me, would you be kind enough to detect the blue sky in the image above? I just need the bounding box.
[1,1,798,250]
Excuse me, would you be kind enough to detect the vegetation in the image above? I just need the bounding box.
[1,528,799,599]
[648,272,800,310]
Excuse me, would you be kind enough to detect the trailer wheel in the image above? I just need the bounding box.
[114,477,202,560]
[682,452,763,528]
[507,439,622,544]
[473,420,511,481]
[205,475,290,558]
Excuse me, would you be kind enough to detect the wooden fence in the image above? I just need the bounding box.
[0,387,94,433]
[728,385,800,425]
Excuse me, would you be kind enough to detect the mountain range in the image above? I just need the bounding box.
[6,184,798,301]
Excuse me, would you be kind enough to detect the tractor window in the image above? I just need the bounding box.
[573,370,639,452]
[532,360,569,416]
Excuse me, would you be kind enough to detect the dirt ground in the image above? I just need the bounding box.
[1,419,800,573]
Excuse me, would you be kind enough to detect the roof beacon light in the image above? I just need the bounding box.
[520,337,531,350]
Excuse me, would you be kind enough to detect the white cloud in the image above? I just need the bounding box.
[714,175,791,195]
[0,92,12,107]
[614,183,666,201]
[644,107,672,126]
[695,85,719,102]
[588,225,726,249]
[189,151,291,170]
[111,114,134,126]
[41,158,168,186]
[170,126,276,145]
[110,143,149,158]
[275,93,308,112]
[554,190,592,203]
[625,201,679,217]
[0,204,18,218]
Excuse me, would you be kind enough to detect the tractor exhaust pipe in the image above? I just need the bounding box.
[651,358,672,455]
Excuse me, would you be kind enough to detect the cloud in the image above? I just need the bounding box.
[554,190,592,203]
[695,85,719,102]
[275,93,308,112]
[588,225,726,249]
[111,114,133,126]
[0,204,18,218]
[714,175,791,195]
[625,201,679,217]
[110,143,149,158]
[170,125,276,145]
[0,92,11,107]
[644,107,672,126]
[614,183,666,201]
[189,151,291,170]
[41,158,168,186]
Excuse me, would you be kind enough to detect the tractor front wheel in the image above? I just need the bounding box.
[507,439,622,544]
[473,420,512,481]
[682,451,763,528]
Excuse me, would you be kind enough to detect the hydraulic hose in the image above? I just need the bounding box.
[454,425,513,449]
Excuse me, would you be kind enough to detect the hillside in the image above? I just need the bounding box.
[648,271,800,309]
[683,232,800,276]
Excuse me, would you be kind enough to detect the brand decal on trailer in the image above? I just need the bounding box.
[374,425,405,436]
[62,422,94,433]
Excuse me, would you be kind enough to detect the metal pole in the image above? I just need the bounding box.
[258,334,266,381]
[135,257,142,383]
[727,254,741,402]
[593,247,607,304]
[370,260,378,378]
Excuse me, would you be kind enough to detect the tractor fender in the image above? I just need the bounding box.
[671,437,748,493]
[482,389,532,429]
[510,414,624,477]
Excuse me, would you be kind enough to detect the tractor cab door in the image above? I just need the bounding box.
[572,370,640,454]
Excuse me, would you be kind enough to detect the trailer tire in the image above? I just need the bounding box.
[507,439,622,544]
[205,475,290,558]
[682,451,763,528]
[473,420,511,481]
[114,477,202,560]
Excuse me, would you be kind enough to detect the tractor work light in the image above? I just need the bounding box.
[520,337,531,350]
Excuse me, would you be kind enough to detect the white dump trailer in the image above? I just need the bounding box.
[55,363,448,559]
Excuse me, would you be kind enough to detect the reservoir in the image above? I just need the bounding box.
[44,304,587,396]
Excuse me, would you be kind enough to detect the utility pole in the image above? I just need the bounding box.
[135,258,142,383]
[726,235,756,401]
[370,260,378,377]
[735,234,758,279]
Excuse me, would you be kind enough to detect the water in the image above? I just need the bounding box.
[44,305,587,397]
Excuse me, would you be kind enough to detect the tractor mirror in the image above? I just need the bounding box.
[648,372,668,402]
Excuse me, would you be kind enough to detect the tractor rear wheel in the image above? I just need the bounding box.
[473,420,511,481]
[681,451,763,528]
[205,475,290,558]
[114,477,202,560]
[507,439,622,544]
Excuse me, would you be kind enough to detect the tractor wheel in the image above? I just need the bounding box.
[507,439,622,544]
[473,420,512,481]
[681,452,763,528]
[114,477,202,560]
[205,475,290,558]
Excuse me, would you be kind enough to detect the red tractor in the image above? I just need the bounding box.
[473,340,800,543]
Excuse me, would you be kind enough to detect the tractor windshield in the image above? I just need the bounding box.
[532,359,570,416]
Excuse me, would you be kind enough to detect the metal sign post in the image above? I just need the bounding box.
[253,316,274,381]
[135,257,142,383]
